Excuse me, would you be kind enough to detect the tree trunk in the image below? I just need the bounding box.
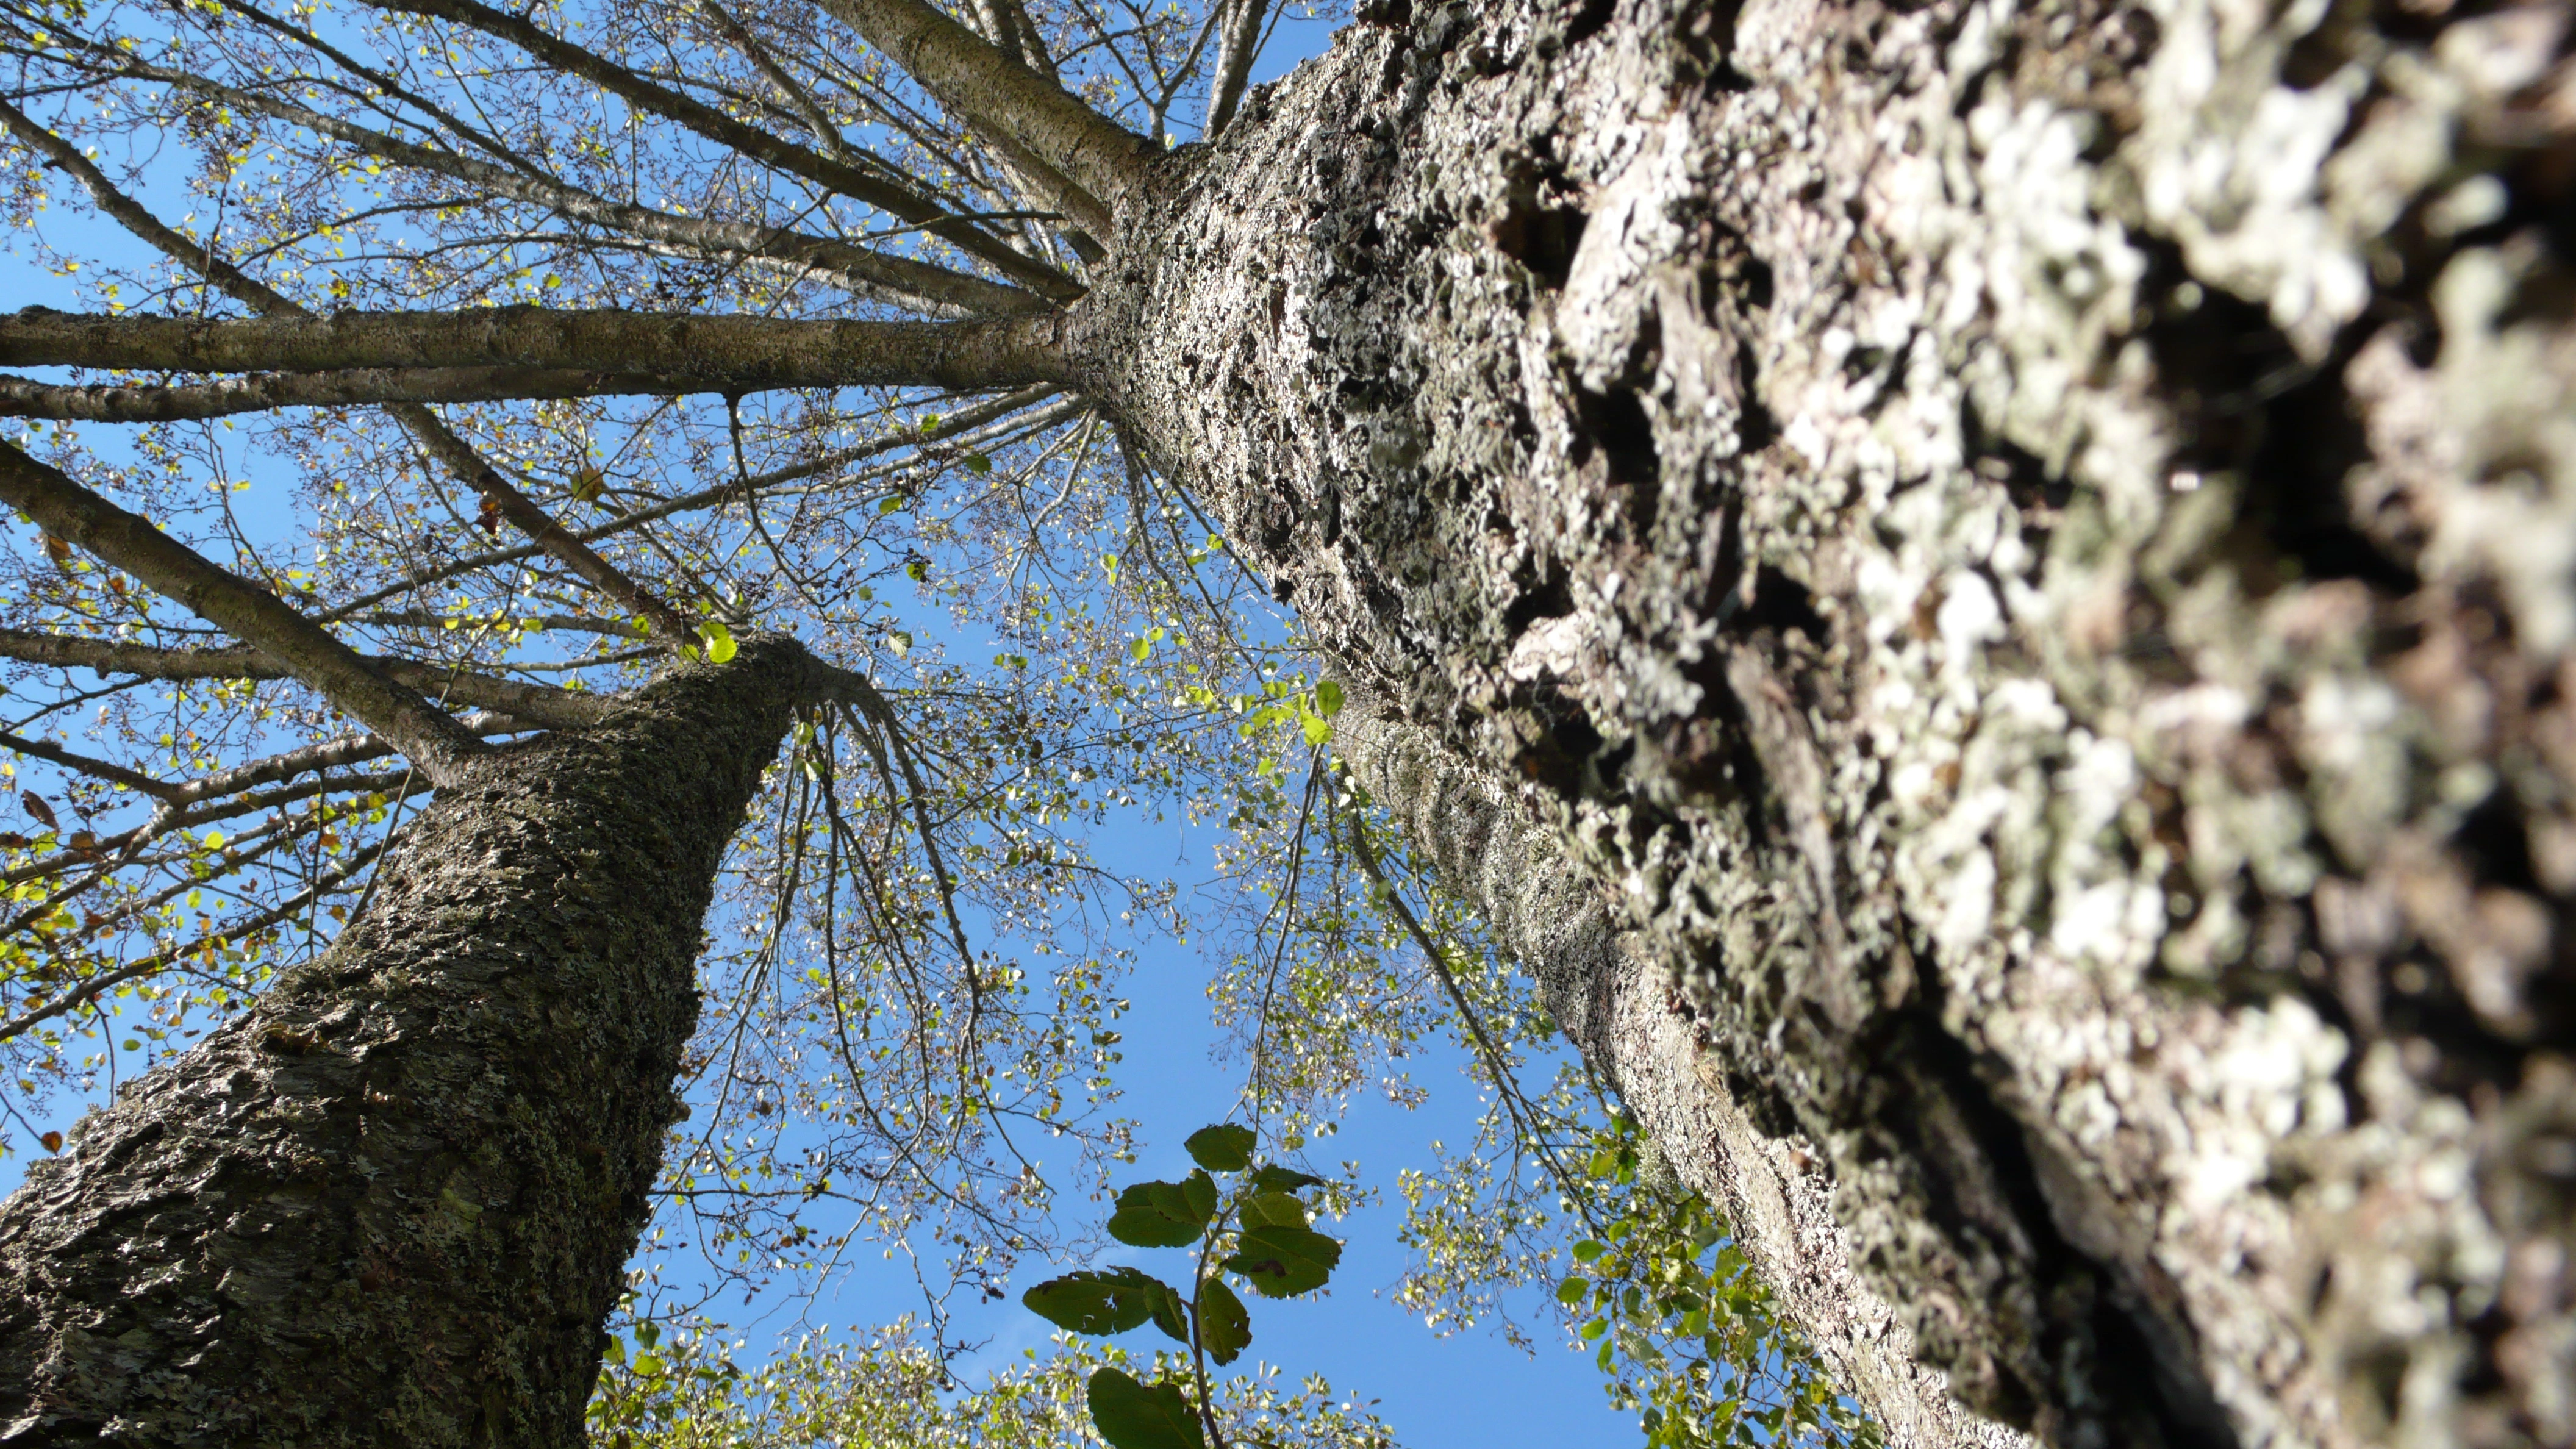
[1091,0,2576,1445]
[0,639,811,1445]
[1337,706,2036,1449]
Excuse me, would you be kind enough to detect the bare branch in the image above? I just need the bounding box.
[0,366,724,421]
[351,0,1084,297]
[0,834,395,1046]
[0,443,490,781]
[0,96,280,317]
[815,0,1157,219]
[165,721,522,809]
[962,124,1115,247]
[315,386,1077,620]
[0,309,1071,393]
[0,730,179,799]
[1204,0,1270,138]
[0,627,612,728]
[0,98,698,646]
[352,610,646,637]
[170,83,1046,316]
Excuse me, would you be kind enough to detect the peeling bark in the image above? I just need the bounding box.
[0,639,813,1445]
[1086,0,2576,1445]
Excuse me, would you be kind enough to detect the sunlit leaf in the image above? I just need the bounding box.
[1239,1193,1307,1229]
[1247,1165,1326,1194]
[1222,1223,1340,1298]
[1198,1277,1251,1365]
[1106,1174,1215,1248]
[1183,1123,1255,1172]
[1021,1267,1177,1335]
[1086,1367,1205,1449]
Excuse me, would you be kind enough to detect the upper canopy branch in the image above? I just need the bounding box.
[0,100,706,649]
[0,308,1073,393]
[0,627,611,729]
[0,365,735,421]
[815,0,1158,222]
[0,442,490,782]
[351,0,1086,298]
[16,51,1047,315]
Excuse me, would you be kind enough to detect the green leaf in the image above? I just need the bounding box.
[1087,1368,1206,1449]
[1106,1175,1215,1248]
[1300,709,1330,746]
[1021,1267,1178,1335]
[1222,1223,1340,1298]
[1558,1276,1589,1304]
[696,621,737,664]
[1247,1165,1326,1194]
[1145,1276,1192,1345]
[1198,1277,1251,1365]
[1184,1123,1256,1172]
[1181,1168,1217,1222]
[1315,680,1345,717]
[962,452,992,474]
[1239,1193,1308,1229]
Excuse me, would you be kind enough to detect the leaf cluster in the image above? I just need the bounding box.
[1023,1122,1339,1449]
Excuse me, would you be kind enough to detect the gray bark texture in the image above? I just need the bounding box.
[1337,706,2033,1449]
[1086,0,2576,1445]
[0,638,813,1445]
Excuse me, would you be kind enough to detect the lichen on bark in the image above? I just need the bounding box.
[0,639,814,1445]
[1084,0,2576,1444]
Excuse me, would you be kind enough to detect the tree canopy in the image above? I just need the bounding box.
[0,0,1870,1442]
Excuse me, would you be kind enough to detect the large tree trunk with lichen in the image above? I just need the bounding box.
[1092,0,2576,1444]
[0,640,809,1445]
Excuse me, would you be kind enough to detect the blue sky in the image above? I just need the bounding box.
[0,12,1647,1444]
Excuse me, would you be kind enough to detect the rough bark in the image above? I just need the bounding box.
[0,638,814,1445]
[1337,704,2033,1449]
[1082,0,2576,1445]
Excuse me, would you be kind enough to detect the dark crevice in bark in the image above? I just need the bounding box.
[2139,240,2420,595]
[1962,406,2067,537]
[1501,561,1575,637]
[1492,190,1587,290]
[1728,567,1828,646]
[1854,990,2241,1449]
